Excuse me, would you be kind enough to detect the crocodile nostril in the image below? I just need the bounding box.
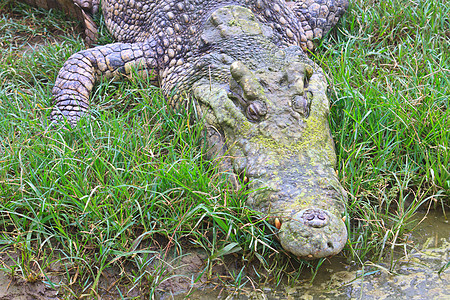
[302,209,329,228]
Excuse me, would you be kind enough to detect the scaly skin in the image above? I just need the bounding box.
[193,7,347,258]
[39,0,349,258]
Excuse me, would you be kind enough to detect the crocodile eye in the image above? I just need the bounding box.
[305,65,313,80]
[292,93,312,118]
[246,100,267,121]
[292,95,307,112]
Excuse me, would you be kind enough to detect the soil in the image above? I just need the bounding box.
[0,265,59,300]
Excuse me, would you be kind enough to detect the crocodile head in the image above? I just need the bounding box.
[189,6,347,259]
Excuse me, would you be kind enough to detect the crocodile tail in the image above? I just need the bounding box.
[50,41,159,127]
[291,0,349,50]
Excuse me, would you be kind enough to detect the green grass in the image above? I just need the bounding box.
[0,3,304,297]
[317,0,449,262]
[0,0,449,297]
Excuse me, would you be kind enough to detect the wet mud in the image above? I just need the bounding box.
[0,263,59,300]
[1,211,448,299]
[179,211,450,300]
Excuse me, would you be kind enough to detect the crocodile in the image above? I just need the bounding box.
[25,0,350,259]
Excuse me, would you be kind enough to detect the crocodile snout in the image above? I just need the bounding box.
[278,208,347,259]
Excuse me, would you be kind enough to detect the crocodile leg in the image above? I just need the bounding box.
[291,0,349,50]
[50,40,159,127]
[77,6,97,46]
[73,0,99,45]
[73,0,98,15]
[71,0,100,47]
[16,0,99,46]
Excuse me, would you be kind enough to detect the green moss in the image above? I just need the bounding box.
[245,114,333,162]
[228,19,237,26]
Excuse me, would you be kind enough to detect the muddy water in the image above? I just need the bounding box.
[0,211,448,299]
[176,210,450,300]
[267,211,450,300]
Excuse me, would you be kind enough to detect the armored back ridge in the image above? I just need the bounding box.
[39,0,349,258]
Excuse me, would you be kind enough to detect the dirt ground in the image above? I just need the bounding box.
[0,247,239,299]
[0,270,59,300]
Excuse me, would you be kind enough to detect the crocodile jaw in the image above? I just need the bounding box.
[244,153,348,258]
